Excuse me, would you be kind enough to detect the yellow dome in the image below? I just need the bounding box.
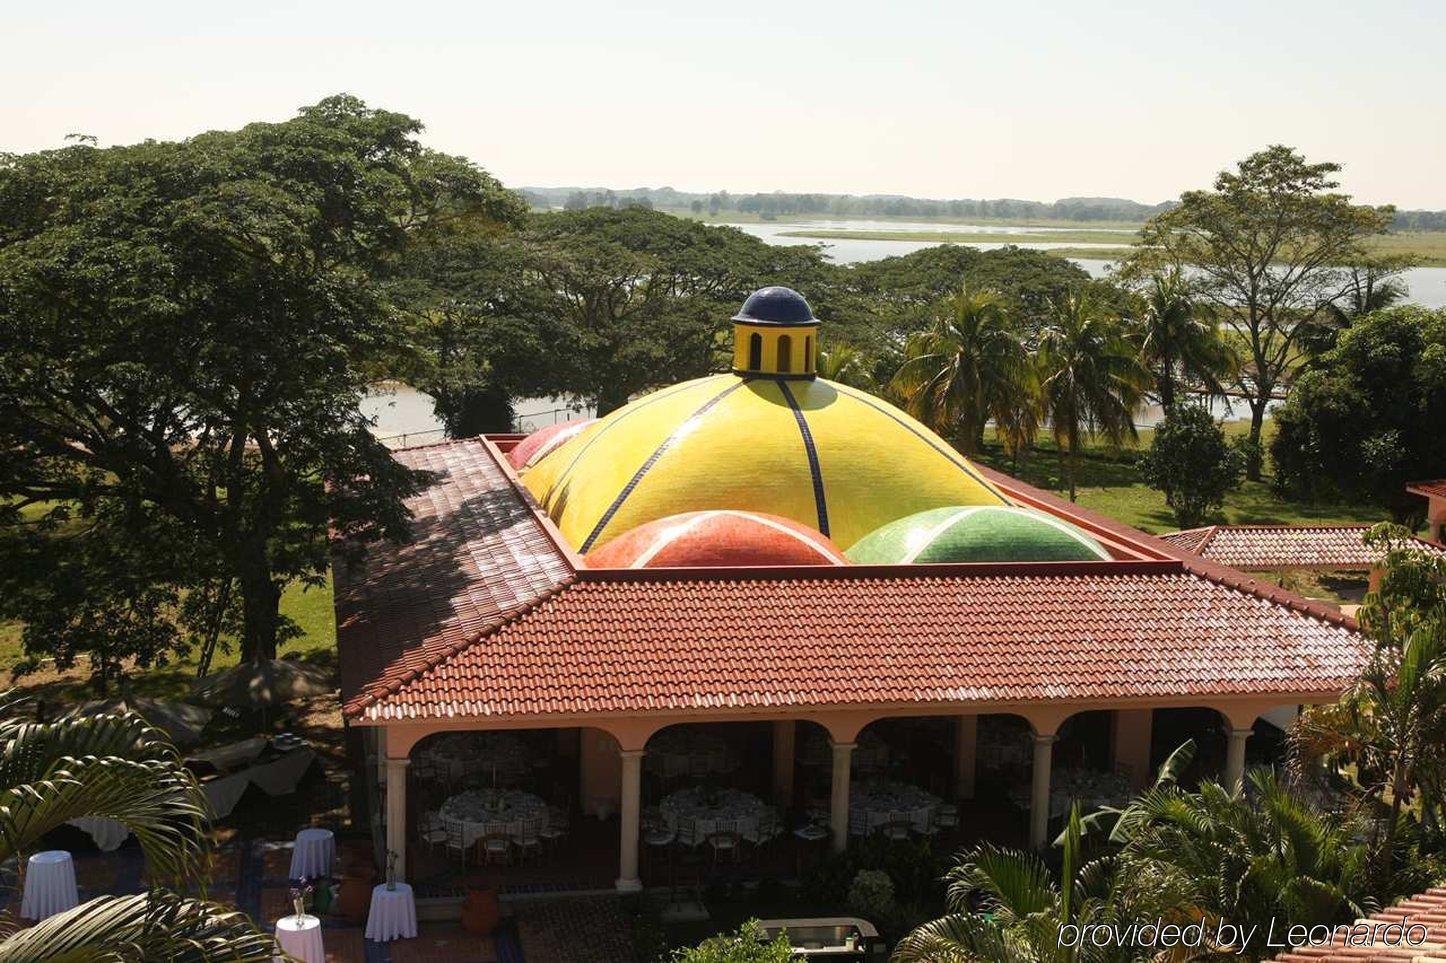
[522,373,1010,553]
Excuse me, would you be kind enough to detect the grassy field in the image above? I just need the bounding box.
[773,226,1446,267]
[974,418,1387,535]
[0,575,336,701]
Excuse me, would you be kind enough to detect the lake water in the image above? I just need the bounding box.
[728,218,1446,308]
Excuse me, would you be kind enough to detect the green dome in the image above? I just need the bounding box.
[845,505,1110,564]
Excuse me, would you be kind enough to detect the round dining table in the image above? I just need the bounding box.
[274,913,325,962]
[659,786,768,846]
[288,827,335,879]
[438,788,550,847]
[848,779,942,836]
[365,882,418,942]
[21,850,79,920]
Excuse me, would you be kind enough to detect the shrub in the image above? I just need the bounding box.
[1140,405,1245,528]
[671,921,794,963]
[846,869,897,922]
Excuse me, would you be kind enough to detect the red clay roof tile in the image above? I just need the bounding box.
[1159,524,1446,570]
[1270,887,1446,961]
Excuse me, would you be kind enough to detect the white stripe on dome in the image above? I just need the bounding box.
[525,420,592,468]
[628,509,841,568]
[977,506,1112,560]
[901,507,982,564]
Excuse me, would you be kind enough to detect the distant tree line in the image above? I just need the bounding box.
[523,184,1446,229]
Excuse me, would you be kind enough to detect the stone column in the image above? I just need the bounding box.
[954,716,978,801]
[616,748,645,892]
[772,721,796,807]
[385,756,410,879]
[1111,709,1153,790]
[1225,728,1251,792]
[829,741,855,853]
[1029,734,1056,850]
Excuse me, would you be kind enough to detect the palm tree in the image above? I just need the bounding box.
[1306,260,1410,354]
[894,807,1140,963]
[1131,268,1234,412]
[815,343,877,391]
[891,287,1037,458]
[1036,291,1149,501]
[0,695,274,960]
[1290,525,1446,887]
[1109,771,1371,962]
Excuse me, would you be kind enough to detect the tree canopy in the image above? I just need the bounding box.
[1127,146,1399,479]
[0,95,523,669]
[1269,307,1446,519]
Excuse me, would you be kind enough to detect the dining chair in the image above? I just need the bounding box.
[513,820,543,864]
[445,822,471,867]
[540,806,570,854]
[883,813,912,841]
[479,831,513,866]
[708,819,741,866]
[418,811,448,853]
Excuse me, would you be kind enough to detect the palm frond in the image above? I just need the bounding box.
[0,892,275,963]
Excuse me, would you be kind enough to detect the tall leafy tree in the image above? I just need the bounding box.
[1269,307,1446,519]
[1129,268,1234,412]
[1036,291,1149,501]
[0,696,273,959]
[519,208,834,414]
[892,288,1038,457]
[1129,146,1398,478]
[0,96,521,662]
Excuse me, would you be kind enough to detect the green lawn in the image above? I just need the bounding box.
[975,420,1387,534]
[1,574,336,700]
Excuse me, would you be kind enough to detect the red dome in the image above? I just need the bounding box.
[585,510,848,569]
[507,418,596,471]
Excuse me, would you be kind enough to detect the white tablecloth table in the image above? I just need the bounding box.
[21,850,79,920]
[365,882,418,942]
[274,914,324,962]
[660,787,767,846]
[70,816,130,851]
[849,780,942,836]
[439,789,550,847]
[288,828,335,879]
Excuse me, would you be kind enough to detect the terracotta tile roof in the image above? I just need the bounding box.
[351,564,1363,721]
[1271,887,1446,961]
[338,442,1368,723]
[1409,479,1446,501]
[333,437,577,714]
[1158,524,1446,570]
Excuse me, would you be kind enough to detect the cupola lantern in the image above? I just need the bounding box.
[731,286,819,378]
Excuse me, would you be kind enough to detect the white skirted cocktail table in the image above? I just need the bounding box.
[274,913,324,962]
[288,827,335,879]
[364,882,418,942]
[21,850,79,920]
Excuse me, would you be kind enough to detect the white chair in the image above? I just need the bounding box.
[418,812,448,853]
[480,831,512,866]
[540,807,570,852]
[708,819,741,865]
[935,804,959,829]
[445,822,471,867]
[883,812,912,841]
[513,821,543,864]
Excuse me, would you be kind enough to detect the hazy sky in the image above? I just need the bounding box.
[6,0,1444,207]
